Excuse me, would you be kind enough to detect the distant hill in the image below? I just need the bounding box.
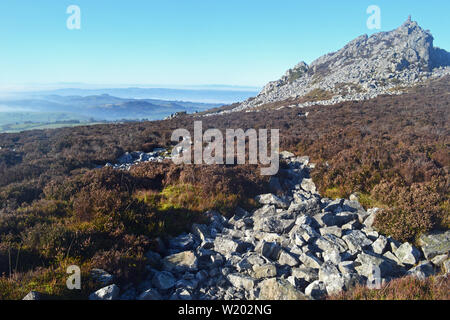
[0,93,226,132]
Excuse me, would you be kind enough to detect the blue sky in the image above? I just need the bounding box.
[0,0,448,89]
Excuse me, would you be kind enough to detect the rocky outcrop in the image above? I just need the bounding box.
[86,151,449,300]
[212,18,450,115]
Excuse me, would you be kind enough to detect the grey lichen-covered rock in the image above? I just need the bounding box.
[253,214,295,234]
[169,233,195,251]
[255,193,289,209]
[214,236,248,256]
[318,261,358,295]
[252,264,277,279]
[291,266,319,283]
[278,250,300,267]
[355,252,400,278]
[443,259,450,274]
[162,250,198,273]
[227,274,256,291]
[144,251,162,267]
[342,230,373,253]
[395,242,421,265]
[371,235,388,255]
[258,278,309,300]
[89,284,120,300]
[299,252,323,269]
[418,231,450,260]
[170,288,193,300]
[407,261,435,280]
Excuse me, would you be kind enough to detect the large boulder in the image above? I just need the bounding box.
[342,230,373,253]
[407,261,435,280]
[258,241,282,261]
[278,250,300,267]
[418,231,450,260]
[255,193,289,208]
[252,264,277,279]
[355,252,402,278]
[318,261,359,295]
[258,278,309,300]
[227,274,256,291]
[253,214,295,234]
[216,236,250,255]
[394,242,421,265]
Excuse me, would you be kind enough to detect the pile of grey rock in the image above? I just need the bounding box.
[86,151,449,300]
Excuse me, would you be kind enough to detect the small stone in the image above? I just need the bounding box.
[89,284,120,300]
[299,252,323,269]
[342,230,372,253]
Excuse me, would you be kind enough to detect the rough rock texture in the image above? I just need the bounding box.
[418,231,450,260]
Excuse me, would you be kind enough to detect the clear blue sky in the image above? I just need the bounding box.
[0,0,448,89]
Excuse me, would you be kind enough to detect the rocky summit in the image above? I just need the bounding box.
[220,17,450,113]
[82,152,450,301]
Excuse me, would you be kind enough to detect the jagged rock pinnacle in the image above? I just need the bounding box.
[228,19,450,113]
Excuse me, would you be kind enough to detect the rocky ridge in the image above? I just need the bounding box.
[72,151,449,301]
[211,18,450,115]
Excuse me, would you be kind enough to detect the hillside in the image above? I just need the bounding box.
[0,18,449,301]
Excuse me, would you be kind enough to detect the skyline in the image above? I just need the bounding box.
[1,0,449,90]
